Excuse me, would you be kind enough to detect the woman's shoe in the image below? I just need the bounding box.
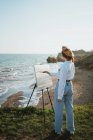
[47,130,61,139]
[64,129,74,136]
[53,130,61,136]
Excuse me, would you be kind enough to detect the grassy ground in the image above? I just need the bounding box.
[0,103,93,140]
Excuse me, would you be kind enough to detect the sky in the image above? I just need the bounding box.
[0,0,93,54]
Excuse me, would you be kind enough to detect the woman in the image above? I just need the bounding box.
[54,46,75,135]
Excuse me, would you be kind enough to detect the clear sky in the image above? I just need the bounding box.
[0,0,93,54]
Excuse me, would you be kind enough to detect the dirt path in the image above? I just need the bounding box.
[73,67,93,104]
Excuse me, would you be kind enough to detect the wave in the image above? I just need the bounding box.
[1,67,14,73]
[0,86,8,97]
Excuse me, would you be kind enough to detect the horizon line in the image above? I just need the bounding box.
[0,49,93,55]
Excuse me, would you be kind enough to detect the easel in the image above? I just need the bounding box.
[27,64,54,126]
[27,85,54,125]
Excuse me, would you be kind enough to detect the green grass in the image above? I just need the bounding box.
[0,104,93,140]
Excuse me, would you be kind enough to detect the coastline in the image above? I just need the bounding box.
[1,67,93,108]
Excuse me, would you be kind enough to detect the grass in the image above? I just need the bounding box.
[0,104,93,140]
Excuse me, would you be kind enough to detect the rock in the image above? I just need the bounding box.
[57,53,64,62]
[47,56,57,63]
[1,91,24,107]
[47,53,64,63]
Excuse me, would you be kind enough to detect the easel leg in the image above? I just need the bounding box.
[27,84,36,107]
[47,88,54,112]
[42,89,45,126]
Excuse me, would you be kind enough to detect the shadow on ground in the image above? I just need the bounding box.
[43,130,73,140]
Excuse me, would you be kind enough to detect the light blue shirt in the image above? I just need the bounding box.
[57,61,75,100]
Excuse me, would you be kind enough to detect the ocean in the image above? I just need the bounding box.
[0,54,61,107]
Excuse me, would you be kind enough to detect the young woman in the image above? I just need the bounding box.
[54,46,75,135]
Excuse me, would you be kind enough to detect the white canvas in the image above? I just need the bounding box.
[34,64,53,90]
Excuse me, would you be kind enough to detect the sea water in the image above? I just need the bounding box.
[0,54,61,107]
